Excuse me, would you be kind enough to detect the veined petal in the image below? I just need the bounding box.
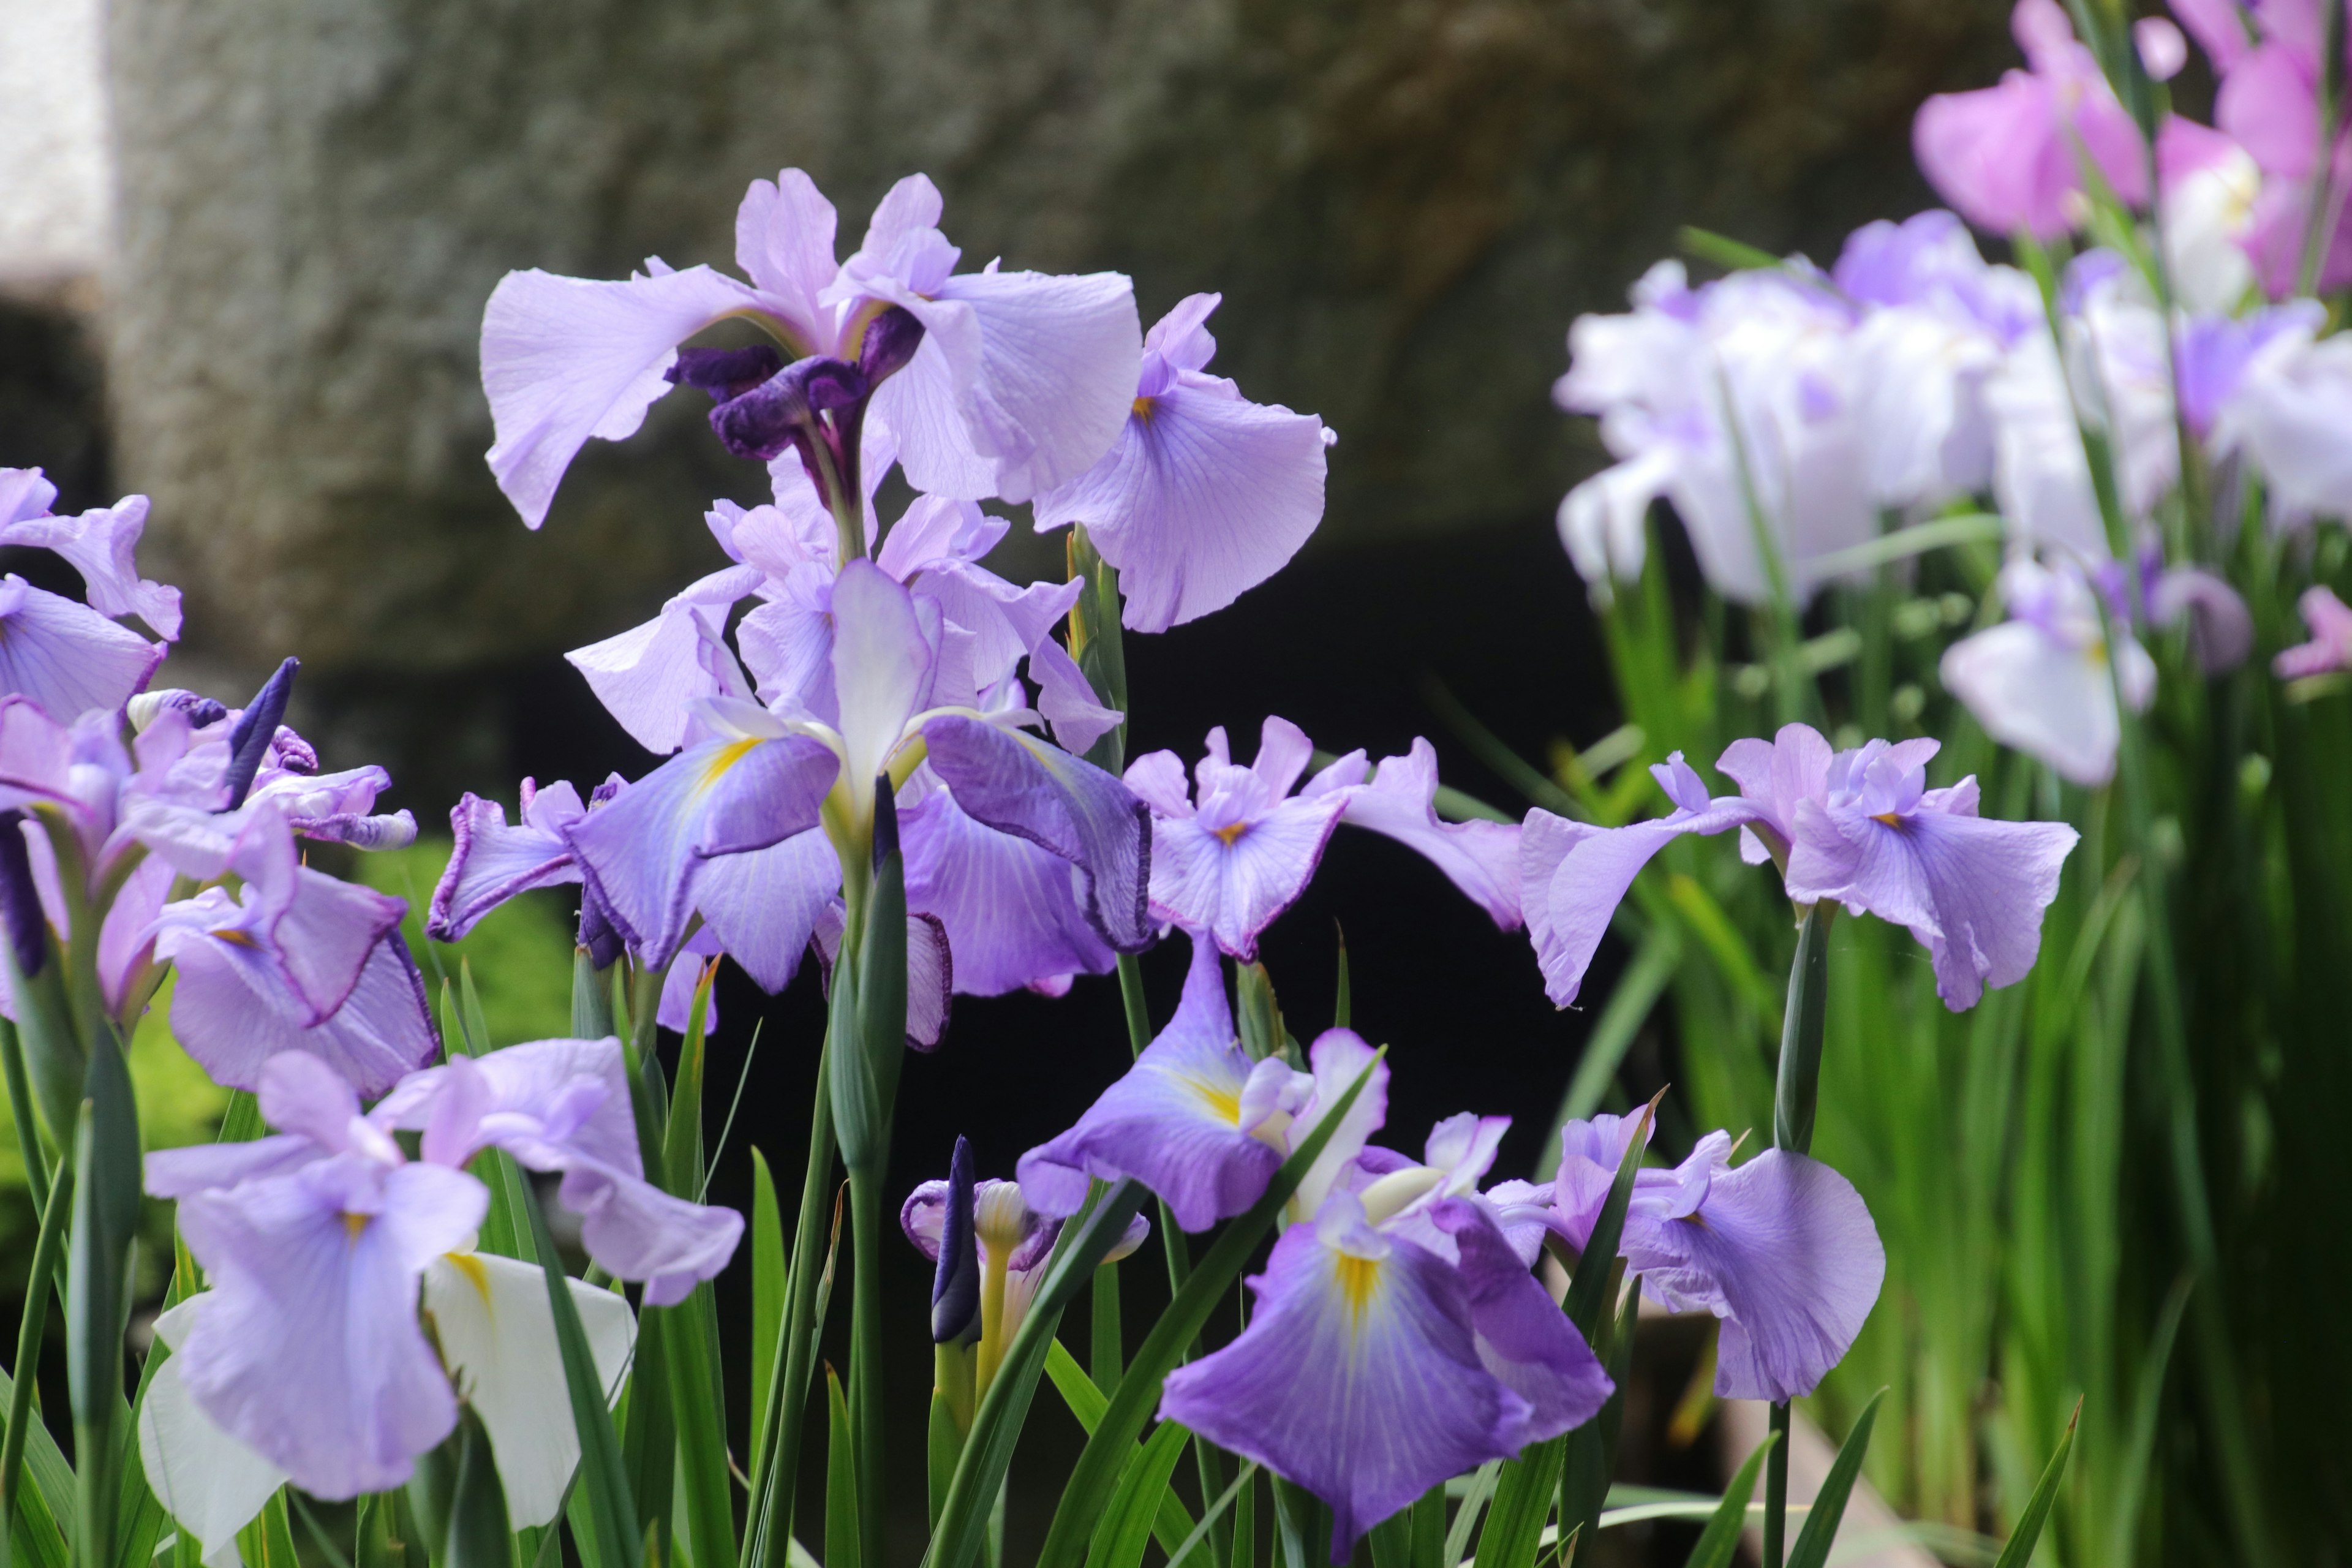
[900,783,1117,995]
[423,1251,636,1529]
[1033,369,1330,633]
[565,733,837,968]
[0,494,183,638]
[892,271,1142,503]
[1159,1193,1530,1561]
[173,1158,486,1499]
[1019,932,1296,1230]
[481,263,777,529]
[1623,1150,1885,1402]
[0,575,165,718]
[567,567,764,754]
[1148,793,1347,962]
[732,170,840,347]
[138,1302,289,1568]
[920,715,1153,952]
[693,826,839,993]
[1430,1199,1613,1446]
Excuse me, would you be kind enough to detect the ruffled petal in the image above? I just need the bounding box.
[1521,799,1757,1008]
[0,494,183,638]
[481,264,777,529]
[1430,1198,1613,1446]
[156,914,435,1097]
[889,270,1142,503]
[1033,369,1329,633]
[429,786,584,943]
[1338,741,1523,929]
[1148,793,1348,961]
[1622,1150,1885,1403]
[567,567,766,754]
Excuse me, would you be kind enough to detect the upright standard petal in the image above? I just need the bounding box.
[1160,1194,1532,1561]
[920,714,1153,953]
[1622,1148,1885,1402]
[423,1251,636,1529]
[172,1156,488,1499]
[565,730,838,968]
[1019,932,1308,1229]
[481,263,777,529]
[567,567,766,753]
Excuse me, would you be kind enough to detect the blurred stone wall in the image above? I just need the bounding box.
[102,0,2015,698]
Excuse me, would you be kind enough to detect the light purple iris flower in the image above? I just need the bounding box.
[2274,584,2352,677]
[1548,1117,1885,1403]
[1160,1188,1612,1561]
[1020,930,1391,1232]
[1031,294,1335,633]
[1523,724,2078,1011]
[553,559,1150,1033]
[146,1054,488,1499]
[0,469,183,720]
[480,168,1140,526]
[1942,556,2158,786]
[374,1035,744,1305]
[1913,0,2148,239]
[1126,719,1520,962]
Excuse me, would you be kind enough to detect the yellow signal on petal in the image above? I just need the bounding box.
[1333,1253,1380,1325]
[1212,821,1249,847]
[1188,1077,1243,1124]
[446,1251,492,1302]
[700,737,761,790]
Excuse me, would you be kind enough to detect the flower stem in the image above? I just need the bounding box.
[750,1046,837,1568]
[1762,898,1833,1568]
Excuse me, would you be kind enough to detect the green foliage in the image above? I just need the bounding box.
[355,837,575,1048]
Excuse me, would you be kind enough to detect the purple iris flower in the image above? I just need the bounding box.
[556,559,1151,1034]
[1126,720,1520,962]
[146,1054,488,1499]
[1159,1187,1612,1561]
[480,168,1140,527]
[374,1035,744,1305]
[0,470,184,718]
[1912,0,2148,238]
[1031,295,1335,633]
[146,801,434,1097]
[1549,1117,1885,1403]
[1523,725,2078,1011]
[2275,584,2352,677]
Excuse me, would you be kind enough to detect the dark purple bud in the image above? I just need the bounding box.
[129,688,230,733]
[667,344,786,402]
[224,657,298,811]
[0,812,43,977]
[578,892,625,971]
[873,775,899,875]
[932,1136,981,1344]
[857,307,924,386]
[270,725,319,775]
[707,356,867,463]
